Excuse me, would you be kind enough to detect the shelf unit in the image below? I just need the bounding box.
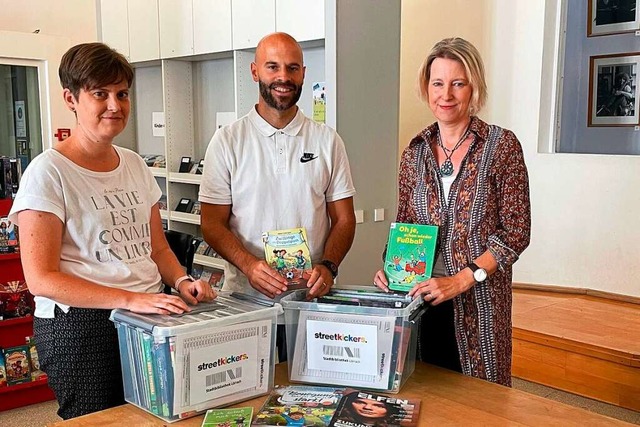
[100,0,402,285]
[0,199,55,411]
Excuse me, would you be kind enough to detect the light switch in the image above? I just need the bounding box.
[374,208,385,222]
[355,209,364,224]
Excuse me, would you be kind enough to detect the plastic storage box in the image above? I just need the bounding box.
[110,291,281,423]
[281,289,424,393]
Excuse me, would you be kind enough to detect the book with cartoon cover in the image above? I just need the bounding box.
[262,227,312,290]
[383,222,438,292]
[253,385,345,427]
[4,345,32,385]
[328,389,421,427]
[201,406,253,426]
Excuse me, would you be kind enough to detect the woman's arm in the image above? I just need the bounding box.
[19,209,191,314]
[148,204,215,304]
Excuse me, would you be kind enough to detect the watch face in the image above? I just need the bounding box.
[473,268,488,282]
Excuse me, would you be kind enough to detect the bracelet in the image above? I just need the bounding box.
[174,274,194,293]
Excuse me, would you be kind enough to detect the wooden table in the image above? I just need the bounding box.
[48,362,633,426]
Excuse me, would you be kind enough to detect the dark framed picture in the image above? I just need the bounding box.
[588,0,640,36]
[588,52,639,126]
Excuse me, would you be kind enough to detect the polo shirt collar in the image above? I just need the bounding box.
[248,105,305,137]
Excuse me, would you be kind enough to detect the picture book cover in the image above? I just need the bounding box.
[0,217,19,253]
[4,345,32,386]
[383,222,438,292]
[328,389,421,427]
[262,227,312,289]
[201,406,253,427]
[253,385,345,427]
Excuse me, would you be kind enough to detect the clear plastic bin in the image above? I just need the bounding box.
[280,289,424,393]
[110,291,281,423]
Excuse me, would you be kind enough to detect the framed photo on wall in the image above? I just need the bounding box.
[588,0,640,36]
[588,52,639,126]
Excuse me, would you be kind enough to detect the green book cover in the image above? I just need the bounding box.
[384,222,438,292]
[201,406,253,426]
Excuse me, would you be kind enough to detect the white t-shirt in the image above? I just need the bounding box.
[199,107,356,298]
[9,146,163,318]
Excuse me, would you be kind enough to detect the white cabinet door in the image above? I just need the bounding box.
[232,0,275,50]
[193,0,232,54]
[276,0,324,42]
[128,0,160,62]
[159,0,194,58]
[100,0,130,58]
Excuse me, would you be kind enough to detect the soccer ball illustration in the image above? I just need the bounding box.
[285,271,295,280]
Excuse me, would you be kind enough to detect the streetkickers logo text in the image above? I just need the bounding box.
[314,332,367,343]
[197,353,249,371]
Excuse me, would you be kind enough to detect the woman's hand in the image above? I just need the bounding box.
[177,279,217,305]
[408,273,472,305]
[372,270,390,292]
[126,292,192,315]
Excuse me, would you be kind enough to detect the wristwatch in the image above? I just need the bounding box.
[320,259,339,279]
[467,262,488,283]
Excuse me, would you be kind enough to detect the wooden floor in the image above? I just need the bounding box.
[512,288,640,412]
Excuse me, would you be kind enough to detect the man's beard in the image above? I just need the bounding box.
[259,80,303,111]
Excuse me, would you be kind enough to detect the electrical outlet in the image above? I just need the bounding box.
[374,208,385,222]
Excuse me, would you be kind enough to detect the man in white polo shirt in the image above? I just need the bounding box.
[199,32,356,307]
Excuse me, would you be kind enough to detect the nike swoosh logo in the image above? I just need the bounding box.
[300,156,318,163]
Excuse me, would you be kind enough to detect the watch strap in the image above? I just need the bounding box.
[467,262,480,273]
[320,259,338,278]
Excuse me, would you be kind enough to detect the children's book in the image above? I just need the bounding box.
[328,389,421,427]
[262,227,312,290]
[0,217,19,253]
[201,406,253,427]
[0,353,7,387]
[4,345,32,385]
[253,385,345,427]
[383,222,438,292]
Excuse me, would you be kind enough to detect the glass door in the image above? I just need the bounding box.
[0,64,43,170]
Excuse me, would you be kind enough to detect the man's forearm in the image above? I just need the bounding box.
[321,219,355,265]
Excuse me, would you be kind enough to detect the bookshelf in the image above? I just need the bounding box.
[99,0,402,285]
[0,198,55,411]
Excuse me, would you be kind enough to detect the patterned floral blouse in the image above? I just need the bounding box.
[398,116,531,386]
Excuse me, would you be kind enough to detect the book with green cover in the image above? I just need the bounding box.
[262,227,312,290]
[384,222,438,292]
[201,407,253,426]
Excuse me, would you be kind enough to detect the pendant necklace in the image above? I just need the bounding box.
[436,124,471,176]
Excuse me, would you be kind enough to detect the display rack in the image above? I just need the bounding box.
[0,198,55,411]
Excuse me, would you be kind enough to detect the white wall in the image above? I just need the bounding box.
[400,0,640,297]
[0,1,98,150]
[0,0,97,45]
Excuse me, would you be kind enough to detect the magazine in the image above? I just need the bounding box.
[262,227,312,290]
[383,222,438,292]
[329,389,421,427]
[253,385,345,427]
[201,407,253,426]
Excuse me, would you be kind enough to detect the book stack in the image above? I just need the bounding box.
[0,336,46,390]
[251,385,421,427]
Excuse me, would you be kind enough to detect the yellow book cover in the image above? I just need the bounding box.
[262,227,312,289]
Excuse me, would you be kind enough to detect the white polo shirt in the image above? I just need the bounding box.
[199,107,356,298]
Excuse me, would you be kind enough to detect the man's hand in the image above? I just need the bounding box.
[245,259,289,299]
[306,264,334,300]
